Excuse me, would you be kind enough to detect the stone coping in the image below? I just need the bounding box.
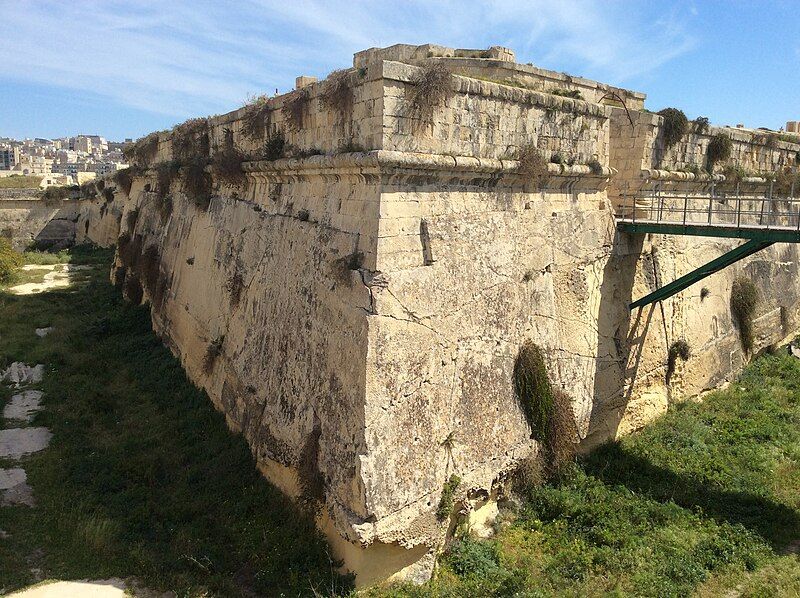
[241,150,616,179]
[640,169,778,185]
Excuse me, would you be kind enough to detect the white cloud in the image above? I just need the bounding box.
[0,0,695,123]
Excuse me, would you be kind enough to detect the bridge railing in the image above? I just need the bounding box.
[622,180,800,231]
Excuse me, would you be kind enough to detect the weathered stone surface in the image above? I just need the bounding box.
[3,390,43,423]
[68,43,800,585]
[0,428,51,459]
[1,363,44,388]
[0,468,34,507]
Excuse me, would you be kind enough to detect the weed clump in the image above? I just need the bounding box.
[41,185,78,204]
[693,116,710,134]
[241,95,271,140]
[202,336,224,375]
[102,187,115,203]
[262,131,287,161]
[319,69,353,123]
[172,118,210,162]
[514,341,555,442]
[123,274,143,304]
[155,161,180,200]
[182,158,213,210]
[123,133,160,167]
[112,168,135,196]
[226,269,245,307]
[657,108,689,149]
[731,277,759,354]
[550,88,583,100]
[707,133,733,173]
[517,144,548,187]
[436,474,461,521]
[211,129,247,187]
[666,339,691,383]
[0,237,23,284]
[404,63,453,125]
[282,90,309,131]
[587,159,604,175]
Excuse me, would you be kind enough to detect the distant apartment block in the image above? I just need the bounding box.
[0,147,20,169]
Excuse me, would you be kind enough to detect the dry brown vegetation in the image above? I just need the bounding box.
[516,143,549,187]
[182,158,213,210]
[172,118,210,162]
[155,161,180,200]
[404,63,454,125]
[123,133,160,167]
[241,95,272,140]
[319,69,354,125]
[211,129,247,188]
[282,90,309,131]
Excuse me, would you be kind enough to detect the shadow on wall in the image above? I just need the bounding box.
[0,200,80,250]
[583,232,649,448]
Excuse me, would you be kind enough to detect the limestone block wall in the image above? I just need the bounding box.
[70,43,800,586]
[0,190,80,250]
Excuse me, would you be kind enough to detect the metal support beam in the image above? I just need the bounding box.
[618,220,800,244]
[630,239,773,310]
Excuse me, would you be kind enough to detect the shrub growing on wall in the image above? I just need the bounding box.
[436,474,461,521]
[404,63,454,125]
[241,95,271,141]
[319,69,354,124]
[211,129,247,188]
[513,341,555,442]
[666,339,691,383]
[182,158,213,210]
[281,90,309,132]
[657,108,689,149]
[707,133,733,173]
[730,277,759,354]
[172,118,210,162]
[516,144,549,187]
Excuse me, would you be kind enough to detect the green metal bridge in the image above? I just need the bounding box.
[617,180,798,309]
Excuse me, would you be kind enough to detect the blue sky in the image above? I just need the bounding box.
[1,1,798,141]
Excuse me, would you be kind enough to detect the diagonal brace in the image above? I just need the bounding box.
[630,239,773,310]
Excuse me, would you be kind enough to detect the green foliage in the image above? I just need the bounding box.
[262,131,287,161]
[0,238,23,284]
[444,538,500,577]
[513,341,554,442]
[666,339,691,382]
[40,185,78,203]
[693,116,710,134]
[0,175,42,189]
[0,248,350,595]
[723,164,747,183]
[657,108,689,149]
[368,352,800,598]
[436,475,461,521]
[731,277,759,354]
[707,133,733,173]
[550,88,583,100]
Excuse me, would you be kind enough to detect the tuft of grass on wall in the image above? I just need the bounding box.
[240,95,272,141]
[436,475,461,521]
[182,159,213,211]
[693,116,710,134]
[403,63,454,126]
[319,69,354,124]
[657,108,689,149]
[707,133,733,173]
[122,133,160,168]
[211,129,247,188]
[172,118,210,163]
[513,341,554,443]
[261,131,288,161]
[731,277,759,354]
[666,339,691,383]
[516,144,549,187]
[281,90,309,132]
[155,161,180,201]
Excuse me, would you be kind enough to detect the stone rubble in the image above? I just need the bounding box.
[1,363,44,388]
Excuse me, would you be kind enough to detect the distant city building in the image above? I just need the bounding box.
[0,147,20,170]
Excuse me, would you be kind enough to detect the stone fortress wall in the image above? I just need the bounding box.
[0,189,81,250]
[36,43,800,585]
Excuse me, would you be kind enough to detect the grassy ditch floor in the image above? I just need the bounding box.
[370,356,800,597]
[0,247,350,596]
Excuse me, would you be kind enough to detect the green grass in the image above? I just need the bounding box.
[0,247,350,596]
[368,355,800,597]
[0,175,42,189]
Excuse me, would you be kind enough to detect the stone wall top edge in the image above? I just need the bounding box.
[382,61,612,119]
